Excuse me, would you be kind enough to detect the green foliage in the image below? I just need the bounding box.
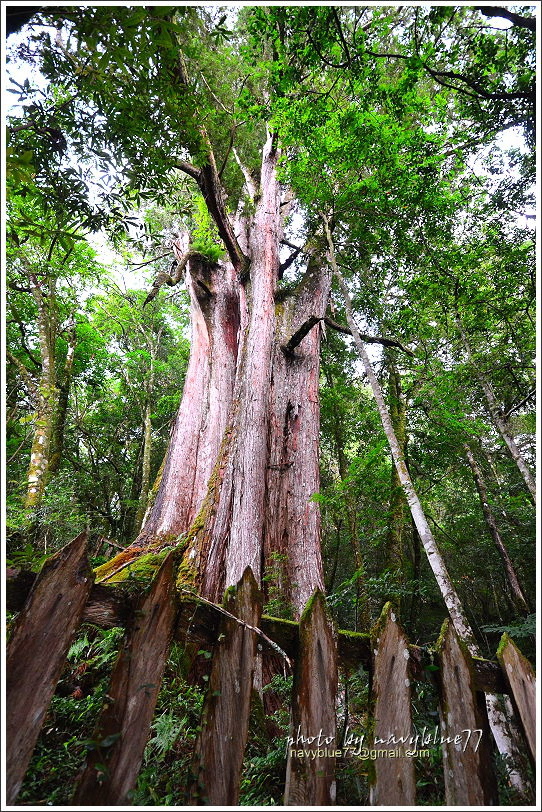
[130,644,205,805]
[238,674,293,806]
[482,614,536,640]
[263,552,294,620]
[6,543,50,572]
[18,626,124,805]
[190,196,226,261]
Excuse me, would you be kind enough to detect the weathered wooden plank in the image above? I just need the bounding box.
[6,570,509,692]
[437,619,498,805]
[6,532,94,805]
[72,552,178,805]
[369,603,416,806]
[284,590,338,806]
[188,567,262,805]
[497,633,536,762]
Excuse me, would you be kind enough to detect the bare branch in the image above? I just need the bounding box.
[143,251,193,306]
[282,316,321,353]
[180,590,292,669]
[282,316,414,356]
[502,389,536,421]
[279,241,304,276]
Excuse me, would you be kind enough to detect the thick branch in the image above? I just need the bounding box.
[174,159,201,181]
[279,241,304,276]
[282,314,413,356]
[198,162,249,276]
[282,316,321,353]
[502,389,536,420]
[143,250,194,306]
[283,315,414,355]
[170,46,250,275]
[475,6,536,32]
[424,63,534,102]
[7,352,38,398]
[362,48,534,104]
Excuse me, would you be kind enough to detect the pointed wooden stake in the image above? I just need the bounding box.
[369,603,416,806]
[437,619,498,805]
[189,567,262,805]
[284,590,338,806]
[6,532,93,804]
[73,552,178,805]
[497,633,536,763]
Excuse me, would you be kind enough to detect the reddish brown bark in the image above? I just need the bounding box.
[93,144,337,807]
[95,250,242,582]
[137,253,240,547]
[6,533,93,804]
[73,554,178,805]
[189,568,262,805]
[265,255,331,616]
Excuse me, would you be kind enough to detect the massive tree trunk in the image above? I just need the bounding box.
[92,134,337,804]
[96,135,330,617]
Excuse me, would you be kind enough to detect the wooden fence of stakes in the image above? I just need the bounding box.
[6,533,536,806]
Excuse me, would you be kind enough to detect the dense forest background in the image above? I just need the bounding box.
[5,3,536,806]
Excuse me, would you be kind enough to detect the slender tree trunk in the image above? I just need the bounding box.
[322,220,475,646]
[48,323,77,477]
[386,358,407,577]
[25,276,58,510]
[456,318,536,501]
[408,518,422,626]
[324,366,369,630]
[323,218,533,798]
[464,444,531,615]
[133,398,153,536]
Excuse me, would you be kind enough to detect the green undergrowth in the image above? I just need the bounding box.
[129,642,205,805]
[17,625,125,806]
[238,674,292,805]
